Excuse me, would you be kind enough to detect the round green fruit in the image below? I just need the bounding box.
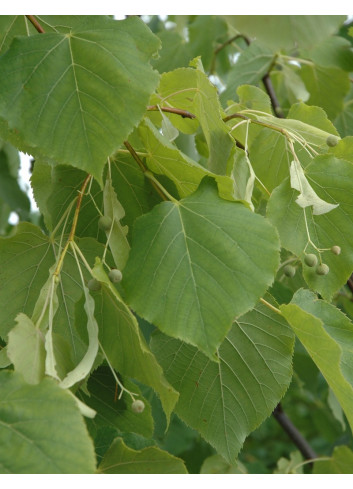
[109,269,123,283]
[304,254,318,267]
[283,265,296,278]
[326,135,339,147]
[98,215,112,231]
[331,245,341,255]
[131,399,145,413]
[87,278,101,291]
[316,263,329,276]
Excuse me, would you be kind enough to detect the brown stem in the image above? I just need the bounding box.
[210,34,250,74]
[54,174,92,277]
[147,105,196,119]
[26,15,45,33]
[262,73,284,118]
[273,403,317,462]
[123,140,167,201]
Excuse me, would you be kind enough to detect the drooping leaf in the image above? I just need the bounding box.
[0,370,96,473]
[150,298,294,463]
[0,16,160,183]
[7,313,46,384]
[139,118,235,200]
[267,155,353,300]
[123,177,280,359]
[280,288,353,432]
[98,437,188,474]
[88,259,179,424]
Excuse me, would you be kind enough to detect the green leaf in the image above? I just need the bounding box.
[80,366,154,439]
[151,30,191,73]
[0,370,96,473]
[274,451,303,474]
[200,454,247,474]
[226,16,346,51]
[267,155,353,300]
[307,36,353,72]
[124,177,280,359]
[110,152,162,232]
[0,222,108,364]
[0,16,160,183]
[0,16,37,54]
[334,87,353,138]
[156,67,234,174]
[150,298,294,462]
[237,84,273,114]
[299,64,350,120]
[102,177,130,270]
[0,142,30,216]
[313,446,353,474]
[328,135,353,163]
[0,347,11,368]
[139,118,235,200]
[280,65,309,103]
[89,259,179,424]
[31,162,103,236]
[220,41,274,105]
[188,16,229,72]
[280,288,353,432]
[248,102,339,192]
[98,437,188,473]
[7,313,46,384]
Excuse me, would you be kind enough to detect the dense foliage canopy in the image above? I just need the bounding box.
[1,14,353,474]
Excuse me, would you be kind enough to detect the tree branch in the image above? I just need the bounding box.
[262,73,284,118]
[26,15,45,33]
[147,105,196,119]
[272,403,317,461]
